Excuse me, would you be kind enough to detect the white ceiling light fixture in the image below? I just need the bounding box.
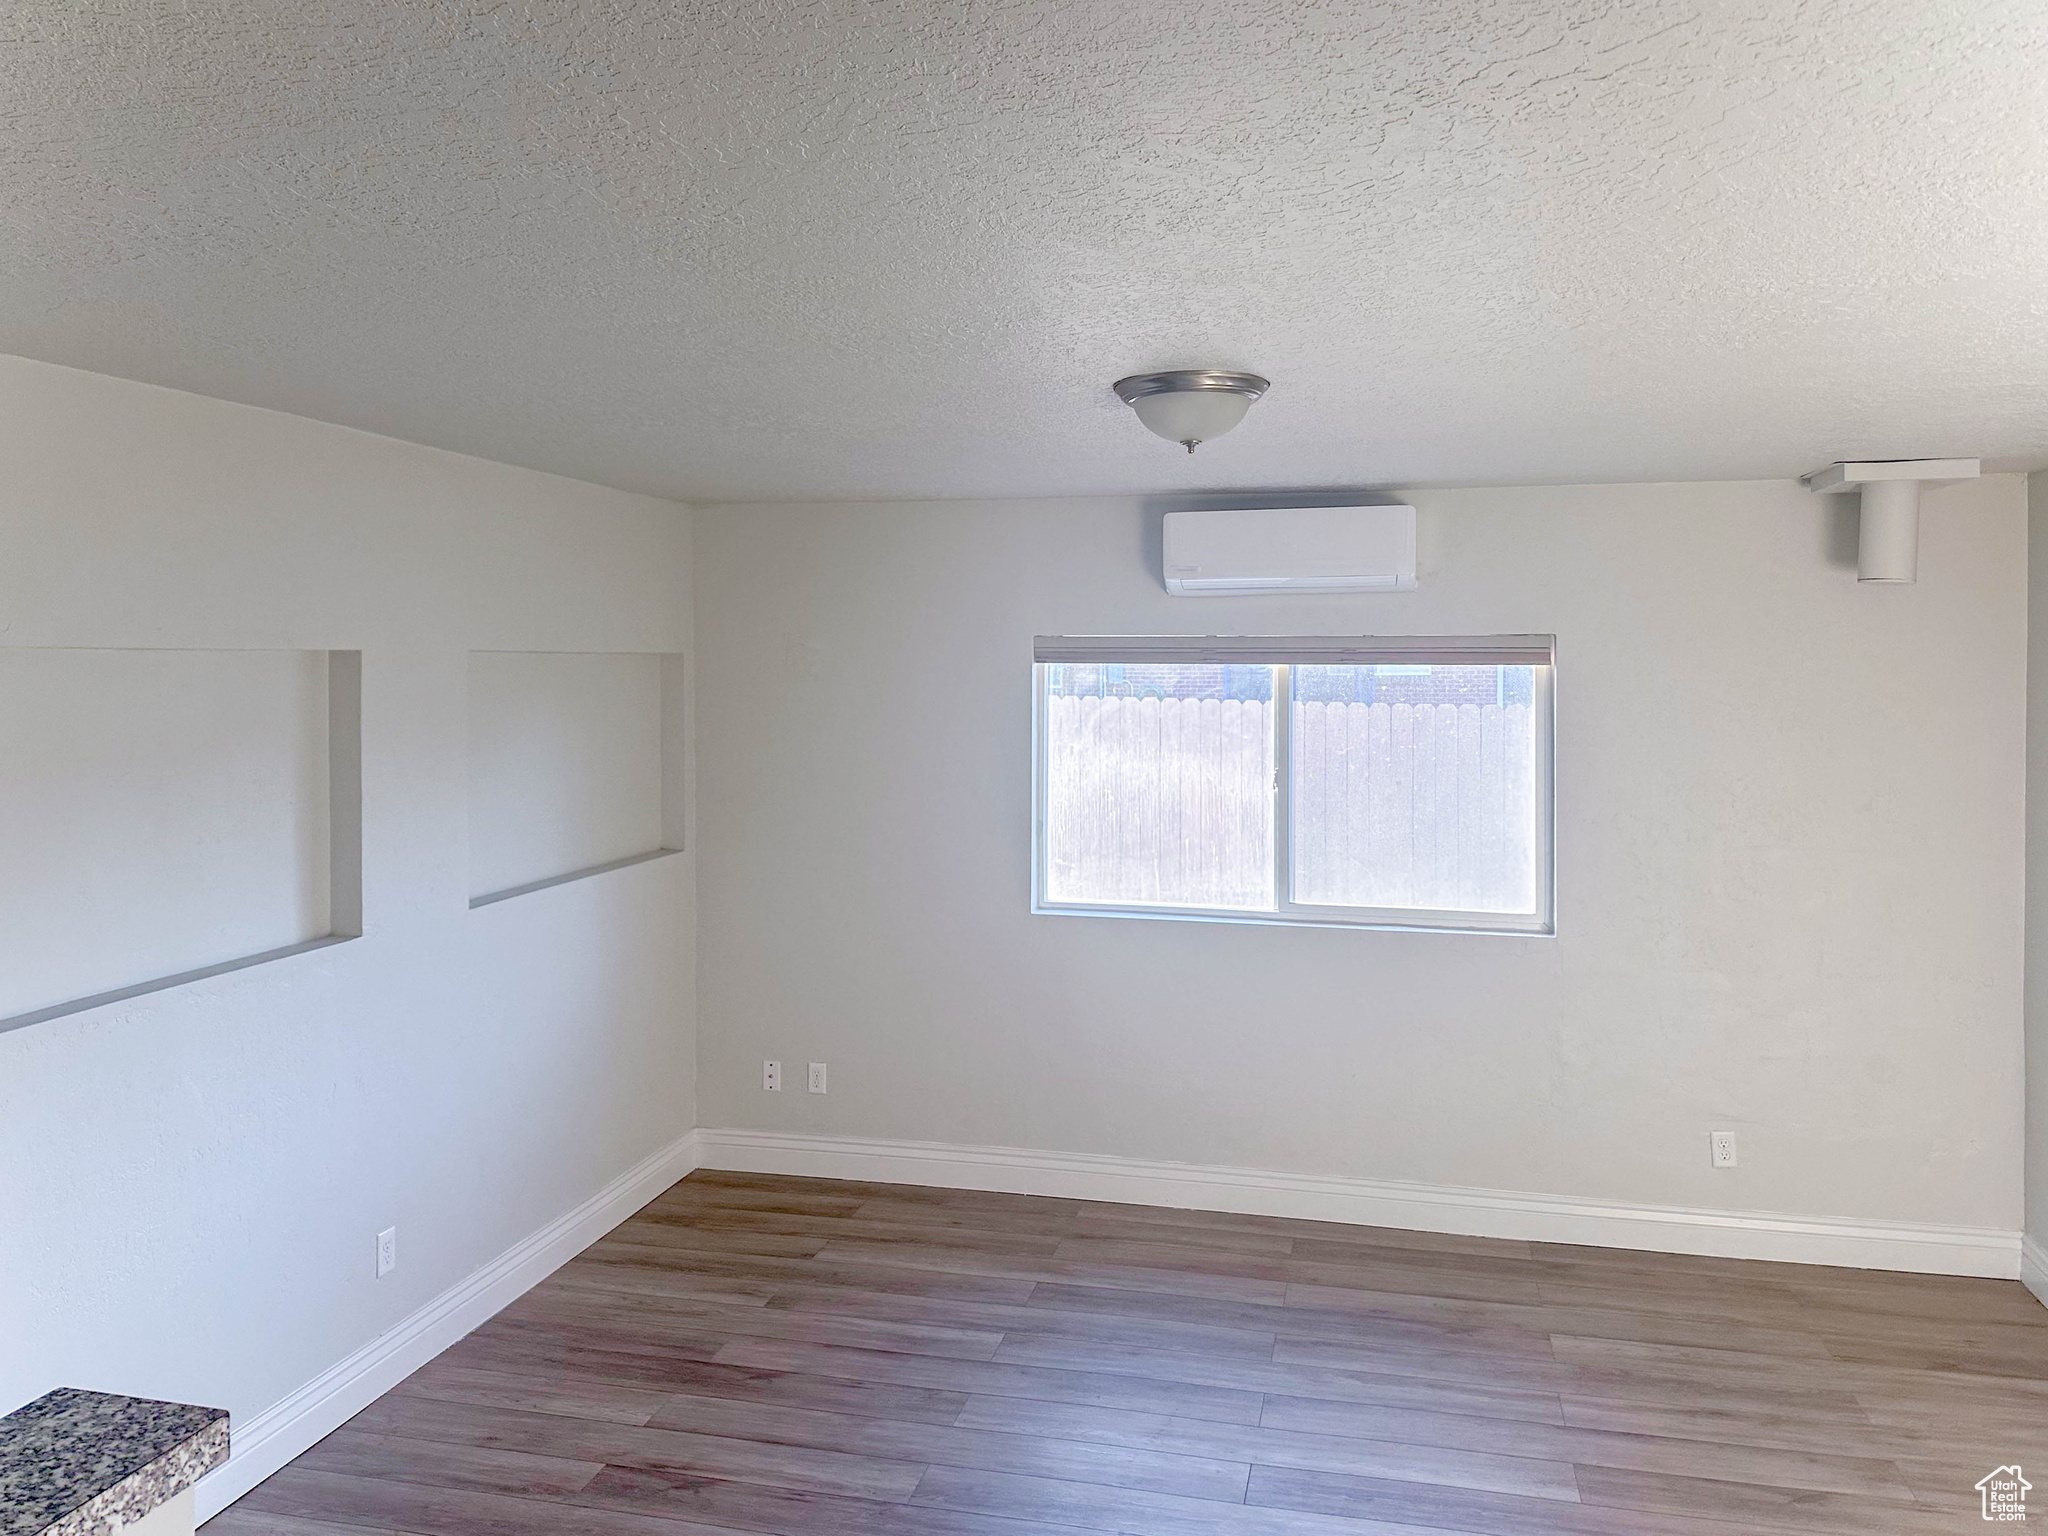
[1113,370,1270,453]
[1802,458,1979,583]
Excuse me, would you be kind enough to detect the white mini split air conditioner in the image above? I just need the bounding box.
[1162,504,1417,596]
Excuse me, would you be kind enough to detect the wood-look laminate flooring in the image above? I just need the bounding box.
[206,1170,2048,1536]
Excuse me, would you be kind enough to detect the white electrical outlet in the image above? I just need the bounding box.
[1710,1131,1738,1168]
[376,1227,397,1277]
[808,1062,828,1094]
[763,1060,781,1091]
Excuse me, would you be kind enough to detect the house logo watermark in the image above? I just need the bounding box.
[1978,1466,2030,1522]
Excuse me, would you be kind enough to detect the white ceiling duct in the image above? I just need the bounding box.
[1801,459,1979,583]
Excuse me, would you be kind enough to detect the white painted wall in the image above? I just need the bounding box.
[0,648,332,1021]
[694,480,2026,1232]
[0,357,696,1449]
[2027,472,2048,1292]
[467,651,668,900]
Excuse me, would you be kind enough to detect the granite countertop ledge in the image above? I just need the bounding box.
[1,1390,228,1536]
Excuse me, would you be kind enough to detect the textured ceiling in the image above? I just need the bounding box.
[4,1,2046,503]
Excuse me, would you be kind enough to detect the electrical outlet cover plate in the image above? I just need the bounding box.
[376,1227,397,1277]
[808,1062,827,1094]
[1710,1131,1738,1168]
[764,1060,782,1091]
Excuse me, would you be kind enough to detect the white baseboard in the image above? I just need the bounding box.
[193,1128,702,1522]
[694,1128,2021,1280]
[2024,1233,2048,1310]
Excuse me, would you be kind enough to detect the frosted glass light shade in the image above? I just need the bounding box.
[1113,370,1270,451]
[1130,389,1253,449]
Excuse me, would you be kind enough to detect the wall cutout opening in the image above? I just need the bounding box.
[0,648,363,1033]
[467,651,685,908]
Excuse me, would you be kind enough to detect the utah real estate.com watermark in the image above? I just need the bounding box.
[1978,1466,2030,1522]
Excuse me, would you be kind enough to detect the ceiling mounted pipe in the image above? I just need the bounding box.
[1801,459,1979,584]
[1854,479,1921,583]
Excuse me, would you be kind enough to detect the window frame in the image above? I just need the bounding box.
[1030,636,1556,936]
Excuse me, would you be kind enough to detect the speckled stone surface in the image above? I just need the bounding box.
[0,1389,227,1536]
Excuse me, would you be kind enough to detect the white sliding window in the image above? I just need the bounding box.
[1033,636,1554,935]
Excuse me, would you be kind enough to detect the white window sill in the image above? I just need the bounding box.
[1031,900,1553,938]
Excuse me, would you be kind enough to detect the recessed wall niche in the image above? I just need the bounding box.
[466,651,685,907]
[0,648,363,1033]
